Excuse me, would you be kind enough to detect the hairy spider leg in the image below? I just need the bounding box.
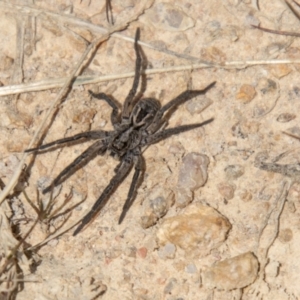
[43,140,107,194]
[142,118,214,146]
[118,153,143,224]
[148,81,216,134]
[25,130,111,152]
[88,90,120,127]
[122,28,142,120]
[105,0,114,24]
[73,153,134,235]
[160,82,216,113]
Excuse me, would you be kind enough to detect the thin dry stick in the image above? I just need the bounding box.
[252,24,300,37]
[252,0,300,36]
[0,0,153,205]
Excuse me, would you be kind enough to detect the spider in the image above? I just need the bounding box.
[26,28,215,236]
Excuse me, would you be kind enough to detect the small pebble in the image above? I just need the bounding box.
[270,64,292,79]
[236,84,256,104]
[185,95,213,115]
[276,113,296,123]
[163,278,177,294]
[217,182,235,200]
[137,247,148,259]
[185,263,197,274]
[224,164,245,180]
[202,252,259,290]
[158,243,176,259]
[177,153,209,208]
[278,228,293,243]
[239,189,252,202]
[141,188,174,228]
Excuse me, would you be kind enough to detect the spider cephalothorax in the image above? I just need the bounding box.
[26,28,215,235]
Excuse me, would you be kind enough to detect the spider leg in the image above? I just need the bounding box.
[118,154,143,224]
[42,140,107,194]
[142,118,214,146]
[105,0,114,24]
[148,81,216,133]
[25,130,111,152]
[122,28,142,120]
[73,154,134,236]
[88,90,120,127]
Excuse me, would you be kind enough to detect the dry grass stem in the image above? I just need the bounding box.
[1,59,300,97]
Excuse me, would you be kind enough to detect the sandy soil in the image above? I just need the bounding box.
[1,0,300,299]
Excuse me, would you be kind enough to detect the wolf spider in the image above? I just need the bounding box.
[26,28,215,235]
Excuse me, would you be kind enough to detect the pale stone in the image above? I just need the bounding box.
[202,252,259,290]
[236,84,256,104]
[224,164,244,180]
[141,188,174,228]
[270,64,292,79]
[278,228,293,243]
[276,113,296,123]
[157,203,231,256]
[217,182,235,200]
[185,95,213,115]
[176,153,209,208]
[158,243,176,259]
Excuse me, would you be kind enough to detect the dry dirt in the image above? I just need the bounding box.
[1,0,300,299]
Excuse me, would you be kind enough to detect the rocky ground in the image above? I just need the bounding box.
[1,0,300,299]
